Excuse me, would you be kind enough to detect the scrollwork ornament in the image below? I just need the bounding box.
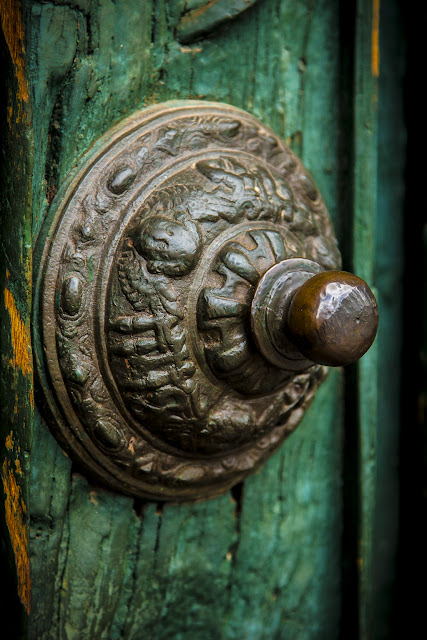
[34,101,341,501]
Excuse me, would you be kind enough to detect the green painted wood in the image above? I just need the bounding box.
[30,371,342,640]
[353,1,379,637]
[25,1,344,638]
[371,1,405,637]
[351,1,406,637]
[0,0,407,638]
[176,0,261,44]
[0,5,34,636]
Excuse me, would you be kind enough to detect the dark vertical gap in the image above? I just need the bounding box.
[45,96,62,206]
[133,497,149,519]
[393,2,426,637]
[337,2,359,638]
[153,503,164,559]
[228,481,244,560]
[230,481,244,520]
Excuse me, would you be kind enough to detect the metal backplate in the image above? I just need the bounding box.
[34,101,341,501]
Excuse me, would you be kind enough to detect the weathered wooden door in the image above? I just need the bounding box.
[1,1,407,638]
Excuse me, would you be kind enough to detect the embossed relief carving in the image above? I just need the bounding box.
[35,101,341,501]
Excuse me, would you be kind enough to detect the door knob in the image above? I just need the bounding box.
[252,263,378,369]
[34,101,378,501]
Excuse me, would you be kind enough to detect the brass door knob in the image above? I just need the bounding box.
[251,262,378,369]
[34,101,378,501]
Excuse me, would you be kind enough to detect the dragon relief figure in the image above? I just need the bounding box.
[194,156,295,224]
[193,156,341,270]
[153,116,242,156]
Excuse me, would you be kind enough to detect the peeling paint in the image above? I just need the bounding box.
[4,287,32,378]
[0,0,29,104]
[29,387,35,411]
[5,432,14,451]
[2,458,31,613]
[371,0,380,77]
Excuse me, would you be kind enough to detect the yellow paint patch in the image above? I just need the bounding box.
[0,0,29,104]
[4,288,32,378]
[371,0,380,78]
[2,458,31,613]
[5,432,14,451]
[29,388,35,411]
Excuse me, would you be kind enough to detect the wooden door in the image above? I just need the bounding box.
[0,1,407,638]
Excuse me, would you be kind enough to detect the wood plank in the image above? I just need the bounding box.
[33,374,342,640]
[221,370,342,640]
[353,0,405,636]
[8,1,345,637]
[353,0,380,634]
[371,0,405,636]
[0,2,34,635]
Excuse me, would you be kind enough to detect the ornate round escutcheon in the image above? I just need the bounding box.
[34,100,345,501]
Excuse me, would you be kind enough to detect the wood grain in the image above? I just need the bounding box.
[0,0,406,637]
[26,2,343,638]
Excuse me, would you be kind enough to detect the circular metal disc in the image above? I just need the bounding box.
[34,101,340,501]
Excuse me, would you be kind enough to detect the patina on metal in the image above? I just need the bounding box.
[286,270,378,366]
[34,100,378,501]
[252,263,378,370]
